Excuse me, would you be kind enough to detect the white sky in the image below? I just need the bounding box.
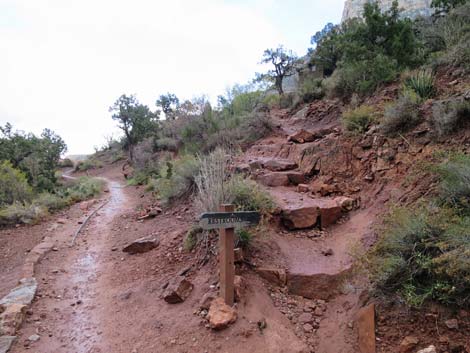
[1,0,344,155]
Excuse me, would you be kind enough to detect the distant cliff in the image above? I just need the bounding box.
[342,0,433,21]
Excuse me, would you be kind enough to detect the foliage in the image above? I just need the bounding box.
[417,2,470,72]
[58,158,74,168]
[366,155,470,308]
[257,46,297,95]
[299,77,325,103]
[403,69,436,101]
[0,123,67,192]
[226,175,274,216]
[341,105,376,133]
[312,1,422,97]
[110,94,159,162]
[184,226,203,251]
[156,155,200,205]
[381,91,421,135]
[156,93,180,120]
[236,229,252,249]
[432,98,470,136]
[0,176,103,226]
[431,0,468,14]
[75,159,104,172]
[0,161,33,206]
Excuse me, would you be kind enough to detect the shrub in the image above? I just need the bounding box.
[34,192,68,211]
[381,91,421,135]
[366,155,470,308]
[58,158,74,168]
[155,137,180,152]
[64,177,104,203]
[156,155,200,205]
[432,98,470,136]
[194,148,230,213]
[0,203,47,226]
[75,159,103,172]
[341,105,376,133]
[184,226,203,251]
[437,154,470,210]
[403,69,436,101]
[226,175,274,216]
[0,161,33,206]
[235,228,252,248]
[299,77,325,102]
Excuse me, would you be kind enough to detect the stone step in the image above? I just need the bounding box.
[269,188,347,230]
[256,171,305,187]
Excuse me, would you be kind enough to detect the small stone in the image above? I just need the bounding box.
[416,346,437,353]
[298,313,313,324]
[28,334,40,342]
[207,298,237,330]
[399,336,419,353]
[163,276,194,304]
[445,318,459,330]
[122,236,159,254]
[321,248,334,256]
[303,323,314,333]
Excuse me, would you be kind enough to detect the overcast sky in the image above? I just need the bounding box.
[1,0,344,155]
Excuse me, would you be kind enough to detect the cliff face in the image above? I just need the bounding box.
[342,0,433,21]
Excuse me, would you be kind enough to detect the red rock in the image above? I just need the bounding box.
[163,276,194,304]
[356,304,376,353]
[257,173,290,187]
[122,237,159,255]
[288,129,316,143]
[199,291,216,310]
[256,268,287,286]
[298,313,313,324]
[282,206,319,230]
[319,204,342,228]
[399,336,419,353]
[334,196,356,211]
[287,271,350,300]
[297,184,310,193]
[263,159,298,172]
[207,297,237,330]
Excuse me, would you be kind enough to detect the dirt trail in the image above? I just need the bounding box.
[11,178,128,353]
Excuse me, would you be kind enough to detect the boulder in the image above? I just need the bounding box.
[207,297,238,330]
[263,159,298,172]
[286,172,306,185]
[356,304,376,353]
[311,182,338,196]
[235,164,251,174]
[257,268,287,286]
[319,204,342,229]
[335,196,356,211]
[122,237,159,255]
[288,130,316,143]
[257,173,290,187]
[399,336,419,353]
[287,270,349,300]
[248,160,263,170]
[297,184,310,193]
[282,206,319,230]
[163,276,194,304]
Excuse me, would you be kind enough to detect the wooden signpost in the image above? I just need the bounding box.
[200,205,260,306]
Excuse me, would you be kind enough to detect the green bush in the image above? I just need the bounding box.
[75,159,103,172]
[0,203,47,226]
[156,155,200,205]
[341,105,376,133]
[432,98,470,136]
[63,177,104,203]
[227,175,274,216]
[34,192,68,211]
[299,77,325,102]
[235,228,252,249]
[155,137,180,152]
[184,226,203,251]
[381,91,421,135]
[366,155,470,308]
[403,69,436,101]
[58,158,74,168]
[0,161,33,206]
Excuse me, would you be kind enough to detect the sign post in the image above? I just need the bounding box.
[219,204,235,306]
[199,205,260,306]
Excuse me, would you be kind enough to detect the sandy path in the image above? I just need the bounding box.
[11,179,128,353]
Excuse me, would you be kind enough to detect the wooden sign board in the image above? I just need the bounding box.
[199,211,261,230]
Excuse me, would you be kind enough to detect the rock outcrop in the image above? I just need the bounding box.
[342,0,433,22]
